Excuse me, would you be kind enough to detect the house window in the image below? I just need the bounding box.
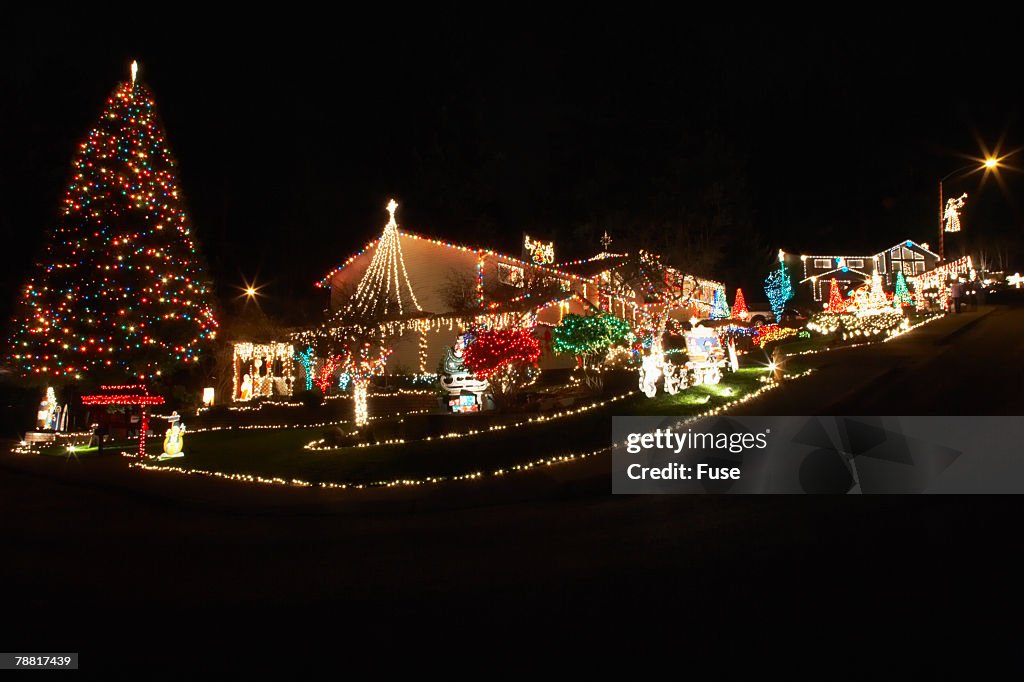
[915,261,926,273]
[847,259,864,269]
[497,263,524,287]
[813,258,830,268]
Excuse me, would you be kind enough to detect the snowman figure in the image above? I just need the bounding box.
[160,411,186,459]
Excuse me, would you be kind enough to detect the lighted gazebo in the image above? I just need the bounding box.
[80,384,165,458]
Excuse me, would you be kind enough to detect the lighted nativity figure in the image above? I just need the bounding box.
[160,411,185,459]
[638,341,665,398]
[36,387,57,430]
[239,373,253,401]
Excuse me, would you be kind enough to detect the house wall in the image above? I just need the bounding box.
[878,242,939,285]
[788,240,938,302]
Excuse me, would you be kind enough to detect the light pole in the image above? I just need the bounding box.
[939,157,999,261]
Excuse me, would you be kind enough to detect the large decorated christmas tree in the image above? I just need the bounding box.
[8,62,217,380]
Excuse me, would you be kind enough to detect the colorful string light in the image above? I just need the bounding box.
[7,62,217,379]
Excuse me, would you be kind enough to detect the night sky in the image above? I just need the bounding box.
[3,13,1022,321]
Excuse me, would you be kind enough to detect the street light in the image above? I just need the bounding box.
[938,157,1001,261]
[239,276,264,303]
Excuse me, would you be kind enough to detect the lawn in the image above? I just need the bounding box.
[145,366,778,486]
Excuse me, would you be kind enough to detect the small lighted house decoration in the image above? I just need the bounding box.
[202,387,215,407]
[232,342,295,401]
[81,384,165,458]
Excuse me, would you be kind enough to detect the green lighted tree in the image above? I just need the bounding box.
[552,313,631,390]
[764,261,794,319]
[894,270,912,305]
[552,313,631,363]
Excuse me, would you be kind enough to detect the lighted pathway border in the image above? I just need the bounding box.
[130,370,815,491]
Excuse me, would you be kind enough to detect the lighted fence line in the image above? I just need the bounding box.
[787,313,943,358]
[129,369,815,490]
[170,408,436,436]
[303,390,641,452]
[196,387,438,414]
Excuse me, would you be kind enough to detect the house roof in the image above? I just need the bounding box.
[552,254,630,277]
[789,238,939,262]
[799,267,873,284]
[315,228,617,290]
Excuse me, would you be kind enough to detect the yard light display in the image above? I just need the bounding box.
[336,343,393,427]
[551,313,631,359]
[910,255,973,312]
[133,369,819,491]
[764,257,794,319]
[523,235,555,265]
[342,199,422,321]
[711,287,730,319]
[462,327,541,380]
[7,61,217,379]
[894,270,913,305]
[314,355,344,393]
[751,324,798,348]
[943,193,967,232]
[159,411,185,460]
[731,288,749,321]
[807,269,909,338]
[825,278,848,313]
[232,342,295,401]
[81,384,165,458]
[293,346,315,391]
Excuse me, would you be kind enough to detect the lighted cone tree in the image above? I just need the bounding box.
[825,278,847,312]
[731,288,748,320]
[711,288,730,319]
[894,270,912,305]
[8,62,217,380]
[462,327,541,408]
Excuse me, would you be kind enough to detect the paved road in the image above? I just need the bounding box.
[730,305,1024,415]
[3,307,1022,674]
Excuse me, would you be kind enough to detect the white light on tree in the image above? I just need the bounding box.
[344,199,422,320]
[131,60,138,84]
[944,193,967,233]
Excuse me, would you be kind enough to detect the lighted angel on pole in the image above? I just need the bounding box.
[943,193,967,233]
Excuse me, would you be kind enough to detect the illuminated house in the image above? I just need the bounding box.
[307,202,724,375]
[786,240,939,302]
